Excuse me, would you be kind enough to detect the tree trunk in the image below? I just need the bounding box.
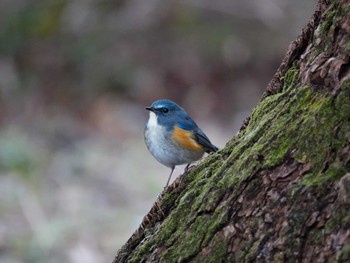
[114,0,350,262]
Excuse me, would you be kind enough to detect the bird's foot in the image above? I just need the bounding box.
[184,164,196,174]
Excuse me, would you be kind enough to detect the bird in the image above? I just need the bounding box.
[144,99,218,188]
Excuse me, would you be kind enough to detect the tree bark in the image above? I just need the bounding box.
[114,0,350,262]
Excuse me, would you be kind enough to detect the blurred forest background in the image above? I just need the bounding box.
[0,0,317,262]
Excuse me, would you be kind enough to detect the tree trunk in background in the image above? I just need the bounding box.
[114,0,350,262]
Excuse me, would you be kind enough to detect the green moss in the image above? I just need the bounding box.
[319,1,340,34]
[162,217,205,260]
[317,0,348,55]
[300,164,347,187]
[160,212,225,261]
[226,69,348,175]
[338,244,350,262]
[244,92,286,135]
[325,206,350,233]
[199,238,227,263]
[130,241,153,262]
[281,65,299,92]
[307,227,325,248]
[214,83,350,259]
[345,41,350,53]
[336,81,350,120]
[220,83,349,260]
[245,235,269,262]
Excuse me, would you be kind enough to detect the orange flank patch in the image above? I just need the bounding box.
[172,126,203,152]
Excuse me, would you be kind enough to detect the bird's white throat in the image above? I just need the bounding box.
[147,111,158,128]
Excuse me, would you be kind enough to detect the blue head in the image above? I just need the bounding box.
[146,99,196,131]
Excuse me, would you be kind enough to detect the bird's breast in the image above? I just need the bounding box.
[145,113,167,147]
[144,121,204,167]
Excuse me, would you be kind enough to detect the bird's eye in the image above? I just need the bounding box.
[162,108,169,113]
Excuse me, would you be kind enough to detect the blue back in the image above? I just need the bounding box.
[150,99,198,131]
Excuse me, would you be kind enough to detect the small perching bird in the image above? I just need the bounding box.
[144,99,218,188]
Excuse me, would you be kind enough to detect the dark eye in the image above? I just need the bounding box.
[162,107,169,113]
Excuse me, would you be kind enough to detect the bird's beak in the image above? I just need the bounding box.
[146,107,154,112]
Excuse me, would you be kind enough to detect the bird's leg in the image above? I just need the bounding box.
[184,162,192,173]
[177,163,192,186]
[165,166,175,188]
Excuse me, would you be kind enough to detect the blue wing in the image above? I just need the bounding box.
[177,114,198,131]
[177,115,218,153]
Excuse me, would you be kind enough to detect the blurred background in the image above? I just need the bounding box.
[0,0,317,262]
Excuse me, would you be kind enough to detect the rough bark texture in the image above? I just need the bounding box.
[114,0,350,262]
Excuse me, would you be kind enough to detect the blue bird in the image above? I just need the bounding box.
[144,99,218,188]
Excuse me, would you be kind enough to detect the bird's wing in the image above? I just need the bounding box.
[193,128,219,153]
[171,126,203,152]
[177,116,218,153]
